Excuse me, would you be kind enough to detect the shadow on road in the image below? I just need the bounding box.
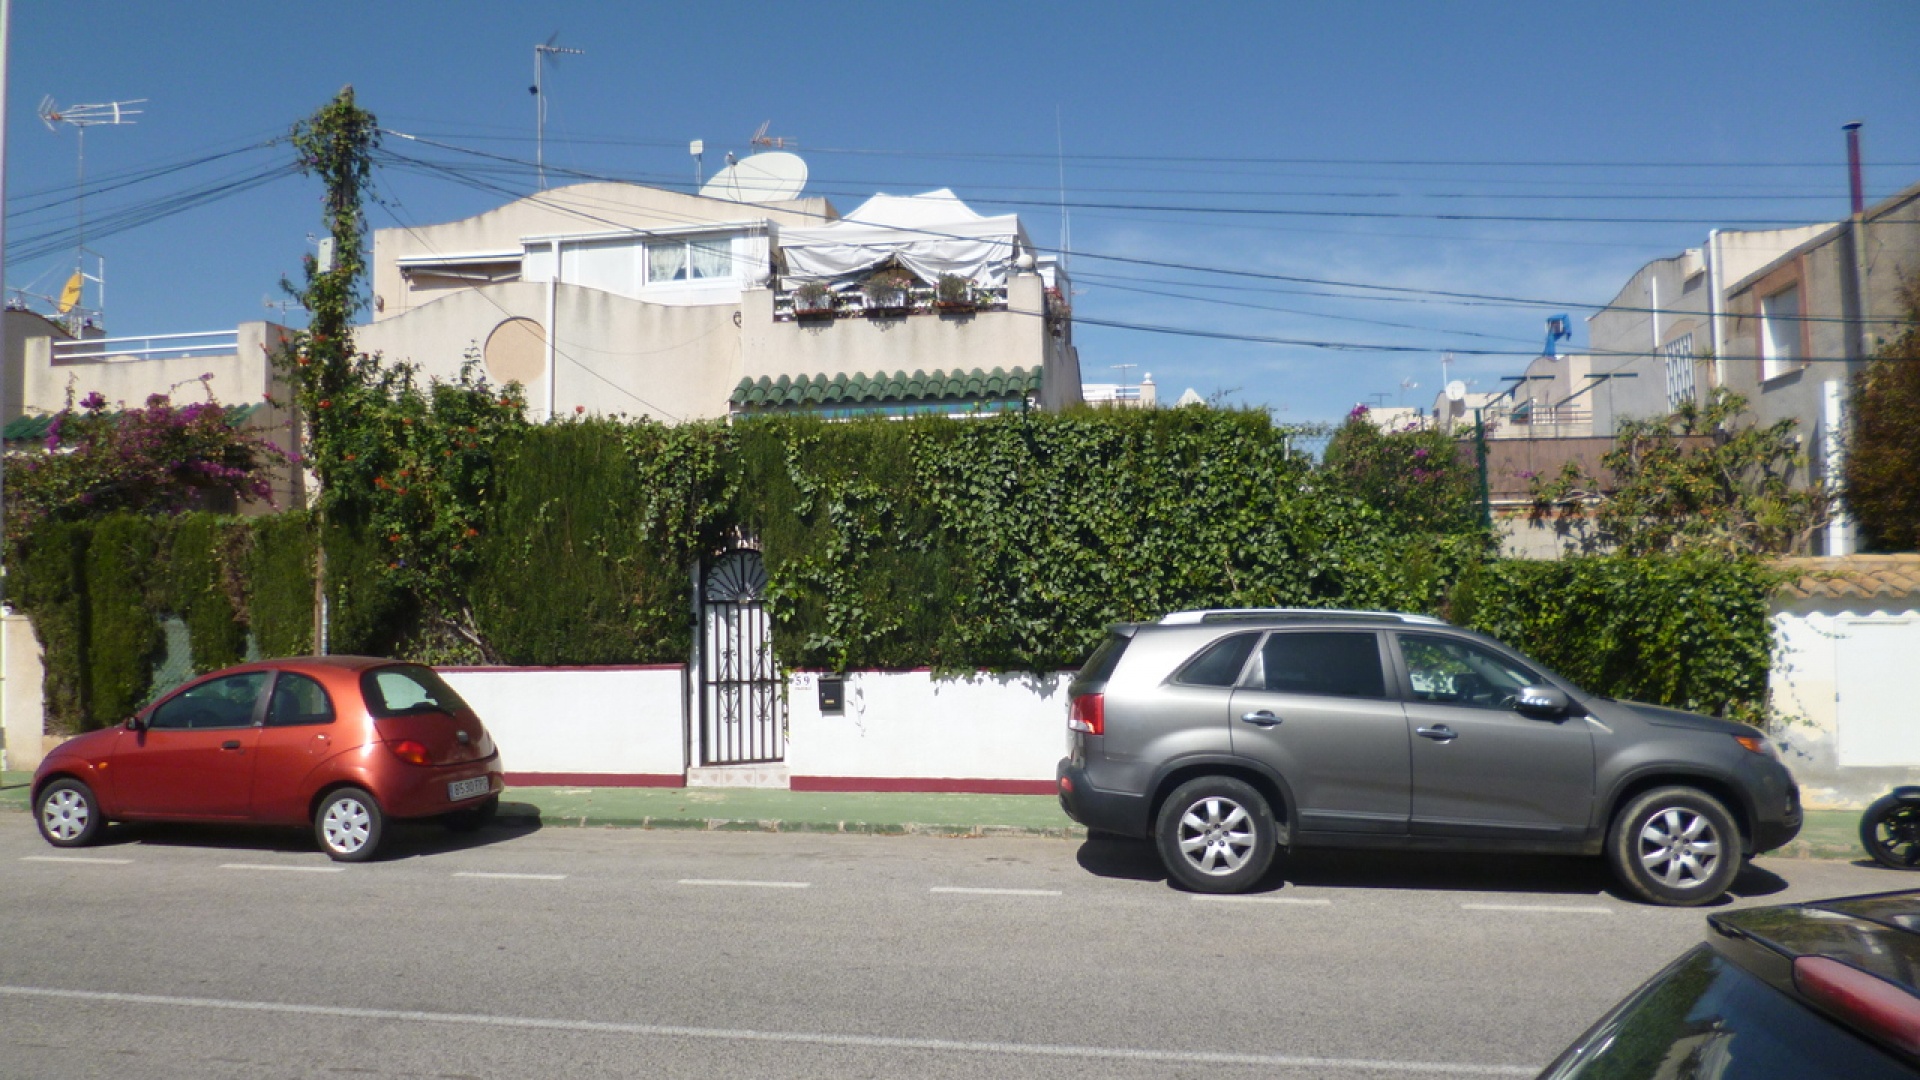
[86,802,543,862]
[1075,832,1795,905]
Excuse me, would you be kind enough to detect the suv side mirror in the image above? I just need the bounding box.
[1515,685,1570,717]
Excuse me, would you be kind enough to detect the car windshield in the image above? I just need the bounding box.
[1541,945,1913,1079]
[360,665,471,718]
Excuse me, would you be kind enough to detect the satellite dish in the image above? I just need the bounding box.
[1446,380,1467,403]
[700,151,807,203]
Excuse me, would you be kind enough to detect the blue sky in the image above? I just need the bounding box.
[6,1,1917,424]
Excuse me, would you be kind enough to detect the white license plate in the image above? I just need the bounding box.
[448,776,490,802]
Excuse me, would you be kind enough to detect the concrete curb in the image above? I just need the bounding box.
[497,809,1083,839]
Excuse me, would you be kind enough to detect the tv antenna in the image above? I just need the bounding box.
[530,36,584,189]
[749,121,796,150]
[40,96,144,328]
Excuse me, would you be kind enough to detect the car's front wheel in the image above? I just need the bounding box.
[315,787,385,862]
[1608,786,1741,906]
[1155,776,1276,893]
[36,777,104,848]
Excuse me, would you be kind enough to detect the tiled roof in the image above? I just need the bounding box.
[4,403,269,443]
[730,367,1041,411]
[1773,554,1920,601]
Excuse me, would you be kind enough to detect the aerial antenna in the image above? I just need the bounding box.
[530,35,584,190]
[749,120,796,150]
[40,96,144,330]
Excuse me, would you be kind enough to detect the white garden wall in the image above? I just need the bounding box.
[1771,601,1920,809]
[785,669,1070,794]
[443,665,688,786]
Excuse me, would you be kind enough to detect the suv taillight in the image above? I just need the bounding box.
[1068,693,1104,736]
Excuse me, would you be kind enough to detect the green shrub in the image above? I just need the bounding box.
[246,512,315,658]
[14,520,93,734]
[83,515,163,727]
[168,514,248,674]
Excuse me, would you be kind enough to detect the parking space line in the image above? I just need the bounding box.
[1461,903,1613,915]
[1192,894,1332,905]
[453,871,568,881]
[929,887,1062,897]
[20,855,133,865]
[678,878,810,889]
[218,864,344,874]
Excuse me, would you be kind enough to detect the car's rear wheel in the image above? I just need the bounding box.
[36,778,104,848]
[1155,776,1276,893]
[1608,786,1741,906]
[315,787,385,862]
[1860,794,1920,870]
[443,794,499,833]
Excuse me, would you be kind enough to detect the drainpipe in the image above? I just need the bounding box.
[1707,229,1726,390]
[545,239,560,420]
[1844,122,1871,362]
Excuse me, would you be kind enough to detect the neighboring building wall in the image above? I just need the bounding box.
[1,613,47,772]
[1770,555,1920,809]
[1586,251,1712,433]
[3,310,70,425]
[18,321,304,508]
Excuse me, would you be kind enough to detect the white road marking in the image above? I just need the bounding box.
[453,871,568,881]
[20,855,132,865]
[218,864,344,874]
[930,887,1062,896]
[1461,903,1613,915]
[0,985,1536,1075]
[1193,894,1332,905]
[677,878,810,889]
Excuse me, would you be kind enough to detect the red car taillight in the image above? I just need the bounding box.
[389,739,431,765]
[1068,693,1104,736]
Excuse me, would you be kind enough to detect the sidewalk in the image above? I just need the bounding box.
[0,769,1867,857]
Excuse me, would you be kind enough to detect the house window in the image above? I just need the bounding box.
[646,237,734,284]
[1663,332,1696,410]
[1760,284,1802,381]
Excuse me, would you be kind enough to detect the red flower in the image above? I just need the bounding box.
[575,405,585,415]
[318,400,331,409]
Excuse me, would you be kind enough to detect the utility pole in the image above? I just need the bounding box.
[288,88,381,653]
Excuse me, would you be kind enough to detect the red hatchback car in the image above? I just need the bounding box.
[31,656,504,862]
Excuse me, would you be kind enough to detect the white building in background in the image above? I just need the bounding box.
[1081,371,1156,408]
[358,172,1082,421]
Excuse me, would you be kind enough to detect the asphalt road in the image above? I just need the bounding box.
[1,815,1910,1080]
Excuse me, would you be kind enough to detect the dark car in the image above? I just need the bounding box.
[1056,609,1802,904]
[32,656,503,861]
[1539,890,1920,1078]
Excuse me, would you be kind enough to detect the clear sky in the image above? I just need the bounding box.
[6,1,1917,424]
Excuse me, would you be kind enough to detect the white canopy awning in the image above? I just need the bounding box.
[778,189,1028,287]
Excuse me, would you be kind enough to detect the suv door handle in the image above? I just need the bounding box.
[1240,711,1281,727]
[1415,724,1457,743]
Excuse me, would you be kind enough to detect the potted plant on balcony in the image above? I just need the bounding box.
[793,280,836,319]
[935,273,975,312]
[862,268,915,315]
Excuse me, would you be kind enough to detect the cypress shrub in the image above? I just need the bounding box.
[168,514,248,673]
[474,420,697,665]
[246,512,314,657]
[323,515,414,656]
[14,520,93,734]
[83,514,163,726]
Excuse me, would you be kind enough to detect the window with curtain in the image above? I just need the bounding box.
[1761,284,1802,381]
[646,236,735,284]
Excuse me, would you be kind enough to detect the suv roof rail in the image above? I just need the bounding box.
[1157,608,1450,627]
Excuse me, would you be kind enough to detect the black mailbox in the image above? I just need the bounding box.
[818,677,845,715]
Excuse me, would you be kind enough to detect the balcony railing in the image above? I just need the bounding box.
[774,284,1009,321]
[54,330,240,364]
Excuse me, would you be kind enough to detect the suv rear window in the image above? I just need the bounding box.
[1175,632,1259,687]
[1076,633,1132,684]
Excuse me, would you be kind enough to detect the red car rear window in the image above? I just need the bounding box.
[360,665,471,718]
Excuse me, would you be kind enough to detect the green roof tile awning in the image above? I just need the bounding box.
[730,367,1042,417]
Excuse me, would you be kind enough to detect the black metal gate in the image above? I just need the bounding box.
[699,549,786,765]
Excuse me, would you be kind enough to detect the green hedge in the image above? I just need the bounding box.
[11,410,1784,730]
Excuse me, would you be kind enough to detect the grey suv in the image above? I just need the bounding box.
[1055,609,1802,906]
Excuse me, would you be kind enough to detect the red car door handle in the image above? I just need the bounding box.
[220,740,242,750]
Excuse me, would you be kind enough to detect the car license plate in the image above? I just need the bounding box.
[448,776,490,802]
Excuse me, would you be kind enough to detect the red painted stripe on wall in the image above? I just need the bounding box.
[504,772,686,788]
[791,776,1055,796]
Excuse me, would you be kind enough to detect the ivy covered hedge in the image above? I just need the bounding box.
[11,408,1785,733]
